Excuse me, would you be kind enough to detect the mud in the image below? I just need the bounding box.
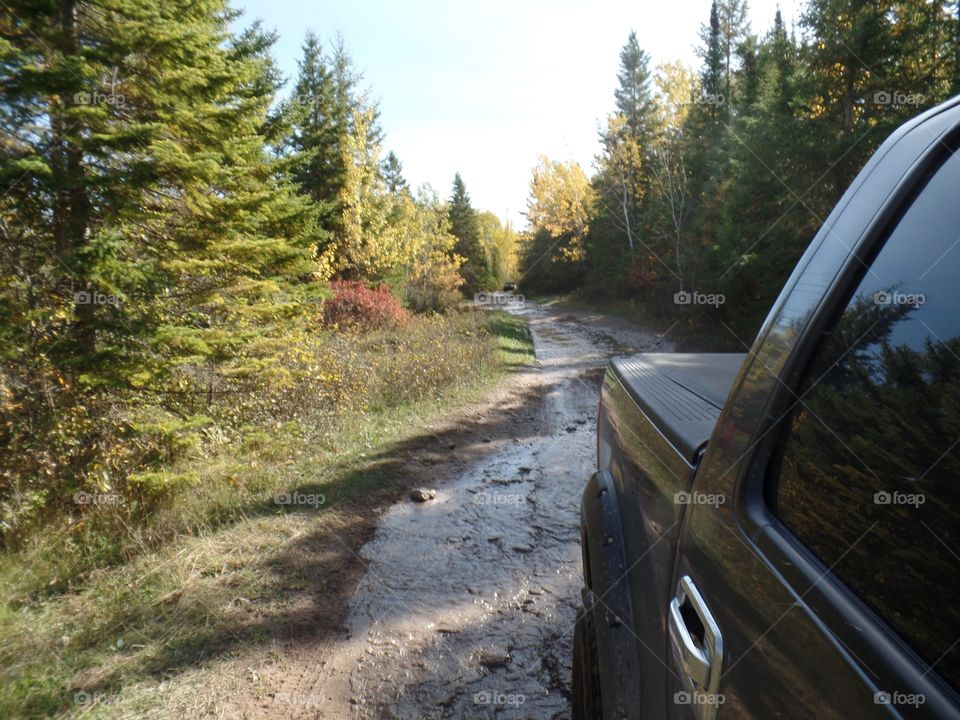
[310,303,669,719]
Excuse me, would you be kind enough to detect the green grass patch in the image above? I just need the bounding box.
[0,309,532,720]
[488,311,536,367]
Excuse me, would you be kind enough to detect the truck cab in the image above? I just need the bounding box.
[573,96,960,719]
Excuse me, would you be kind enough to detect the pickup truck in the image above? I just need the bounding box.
[573,95,960,720]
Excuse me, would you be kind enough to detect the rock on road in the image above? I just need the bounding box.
[311,303,669,719]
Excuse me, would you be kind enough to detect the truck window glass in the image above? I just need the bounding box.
[772,148,960,691]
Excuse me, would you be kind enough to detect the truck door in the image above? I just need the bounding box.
[667,131,960,718]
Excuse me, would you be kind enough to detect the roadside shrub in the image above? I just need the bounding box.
[624,258,660,295]
[404,247,465,313]
[404,278,463,313]
[323,280,410,331]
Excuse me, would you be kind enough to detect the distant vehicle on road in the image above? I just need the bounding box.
[573,96,960,719]
[503,281,517,292]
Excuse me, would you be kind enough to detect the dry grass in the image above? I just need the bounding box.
[0,309,533,719]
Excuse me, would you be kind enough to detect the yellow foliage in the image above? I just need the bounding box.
[526,156,595,262]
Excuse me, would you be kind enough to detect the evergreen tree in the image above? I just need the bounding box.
[0,0,317,505]
[330,36,384,150]
[710,10,812,335]
[586,31,660,298]
[281,33,381,258]
[699,1,726,109]
[798,0,945,215]
[614,32,657,143]
[673,0,730,301]
[770,9,795,114]
[381,151,408,195]
[281,33,347,242]
[717,0,750,102]
[448,174,488,294]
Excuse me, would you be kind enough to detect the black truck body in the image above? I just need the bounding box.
[573,97,960,720]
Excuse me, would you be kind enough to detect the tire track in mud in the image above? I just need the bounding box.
[294,304,667,719]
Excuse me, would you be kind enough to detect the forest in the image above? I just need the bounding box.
[0,0,959,716]
[521,0,960,342]
[0,2,522,550]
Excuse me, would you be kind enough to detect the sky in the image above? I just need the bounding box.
[233,0,804,228]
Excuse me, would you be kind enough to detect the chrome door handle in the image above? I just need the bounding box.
[668,575,724,718]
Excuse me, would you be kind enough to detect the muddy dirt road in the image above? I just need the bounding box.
[294,303,669,720]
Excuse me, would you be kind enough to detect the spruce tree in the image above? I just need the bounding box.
[614,32,656,144]
[586,30,659,291]
[281,33,383,264]
[381,151,409,195]
[710,11,811,335]
[717,0,750,103]
[282,33,344,237]
[0,0,317,501]
[448,174,487,294]
[698,1,726,112]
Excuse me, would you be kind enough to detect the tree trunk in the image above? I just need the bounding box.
[57,0,95,359]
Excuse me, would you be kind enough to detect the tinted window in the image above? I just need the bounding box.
[773,149,960,690]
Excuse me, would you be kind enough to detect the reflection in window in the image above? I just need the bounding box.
[774,149,960,691]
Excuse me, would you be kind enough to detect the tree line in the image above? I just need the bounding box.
[0,0,515,540]
[521,0,960,341]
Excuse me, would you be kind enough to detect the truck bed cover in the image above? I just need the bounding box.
[608,353,746,464]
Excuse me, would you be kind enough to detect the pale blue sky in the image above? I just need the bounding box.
[233,0,802,227]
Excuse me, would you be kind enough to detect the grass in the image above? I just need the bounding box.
[0,308,534,720]
[487,311,537,366]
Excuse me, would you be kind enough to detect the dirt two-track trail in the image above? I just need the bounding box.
[262,304,669,720]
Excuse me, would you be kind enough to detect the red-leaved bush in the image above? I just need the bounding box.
[625,258,660,294]
[323,280,410,331]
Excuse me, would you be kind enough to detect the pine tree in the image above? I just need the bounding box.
[699,1,726,106]
[281,33,345,239]
[0,0,317,505]
[717,0,750,102]
[448,174,488,294]
[614,32,656,143]
[587,30,659,291]
[381,151,409,195]
[710,11,811,335]
[280,33,382,258]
